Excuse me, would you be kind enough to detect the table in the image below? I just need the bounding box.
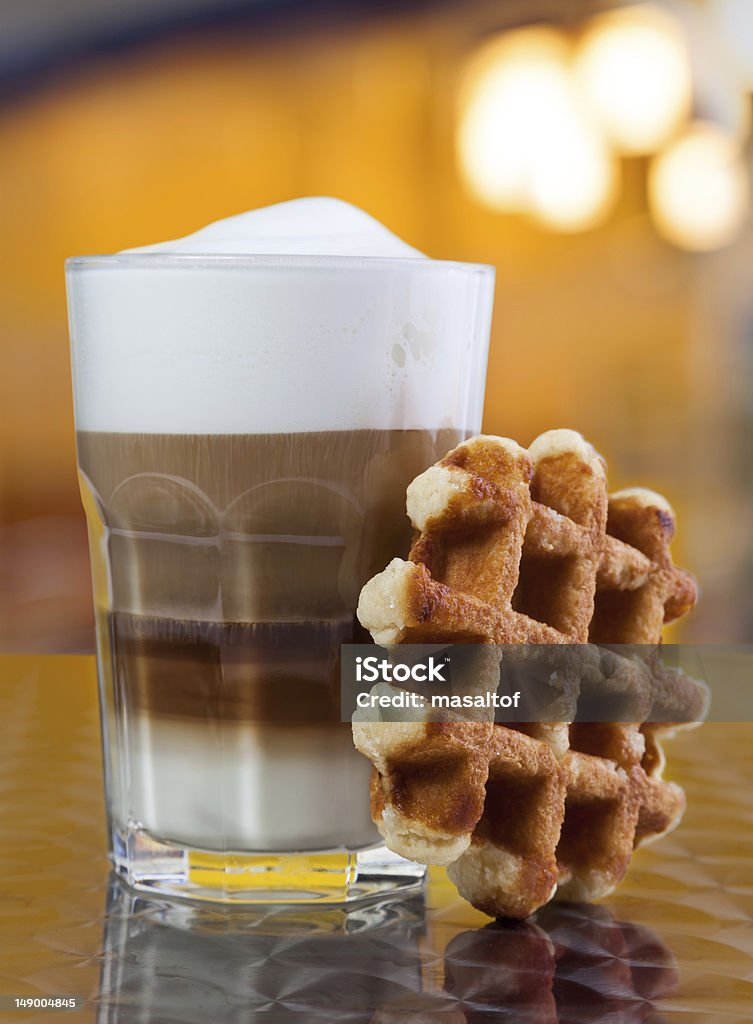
[1,655,752,1022]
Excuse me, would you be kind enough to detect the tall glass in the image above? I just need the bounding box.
[66,252,494,903]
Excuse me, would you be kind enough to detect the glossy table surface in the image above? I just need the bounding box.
[1,655,752,1023]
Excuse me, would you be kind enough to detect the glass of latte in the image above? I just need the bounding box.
[66,198,494,903]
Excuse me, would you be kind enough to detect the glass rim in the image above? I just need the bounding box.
[65,252,495,276]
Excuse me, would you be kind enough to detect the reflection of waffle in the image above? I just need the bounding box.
[353,430,702,918]
[443,902,679,1023]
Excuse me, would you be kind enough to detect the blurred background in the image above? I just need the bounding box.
[1,0,752,650]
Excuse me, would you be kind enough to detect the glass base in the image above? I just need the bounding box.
[111,824,426,905]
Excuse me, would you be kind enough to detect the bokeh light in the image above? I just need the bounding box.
[574,4,692,155]
[527,104,616,232]
[648,122,749,251]
[458,27,616,231]
[457,28,571,211]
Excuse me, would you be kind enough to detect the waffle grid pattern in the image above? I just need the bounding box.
[354,430,702,918]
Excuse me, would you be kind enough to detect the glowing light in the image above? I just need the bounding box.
[528,102,616,232]
[574,5,692,154]
[457,28,571,210]
[648,123,749,251]
[457,27,617,231]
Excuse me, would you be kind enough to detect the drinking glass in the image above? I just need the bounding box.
[66,252,493,903]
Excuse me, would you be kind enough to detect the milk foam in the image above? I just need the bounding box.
[67,198,493,434]
[125,197,424,258]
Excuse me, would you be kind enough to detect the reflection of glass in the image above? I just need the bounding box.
[97,875,678,1023]
[67,254,493,903]
[97,875,427,1024]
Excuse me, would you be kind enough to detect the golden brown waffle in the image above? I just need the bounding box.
[352,429,705,918]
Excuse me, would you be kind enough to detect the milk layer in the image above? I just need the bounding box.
[123,716,377,851]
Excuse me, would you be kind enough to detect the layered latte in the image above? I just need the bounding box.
[67,198,493,857]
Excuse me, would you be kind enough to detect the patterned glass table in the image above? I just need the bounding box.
[1,655,752,1022]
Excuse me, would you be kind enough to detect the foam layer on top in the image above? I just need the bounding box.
[67,199,493,434]
[125,197,424,258]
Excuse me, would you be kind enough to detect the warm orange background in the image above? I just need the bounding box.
[1,5,751,648]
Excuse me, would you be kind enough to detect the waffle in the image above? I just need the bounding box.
[352,430,704,918]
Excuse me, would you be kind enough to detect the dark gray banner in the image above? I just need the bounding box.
[340,644,753,724]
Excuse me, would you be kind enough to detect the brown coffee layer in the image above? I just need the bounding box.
[79,429,467,724]
[110,612,362,723]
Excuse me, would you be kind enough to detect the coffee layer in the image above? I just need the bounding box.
[109,614,354,723]
[79,429,465,723]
